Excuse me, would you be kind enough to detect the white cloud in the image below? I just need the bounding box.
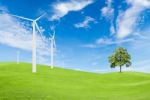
[101,0,115,34]
[116,0,150,39]
[0,13,51,62]
[81,38,134,48]
[132,59,150,73]
[101,7,114,17]
[74,16,97,28]
[121,28,150,73]
[50,0,93,21]
[101,0,114,18]
[110,25,115,35]
[81,44,97,48]
[96,38,134,45]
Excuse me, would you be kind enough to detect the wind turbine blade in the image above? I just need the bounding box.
[52,26,56,37]
[35,13,46,21]
[11,14,33,21]
[49,33,54,39]
[35,22,45,41]
[51,29,55,40]
[49,25,56,39]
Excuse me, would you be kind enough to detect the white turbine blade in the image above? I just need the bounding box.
[50,30,55,40]
[11,14,33,21]
[35,22,42,34]
[35,22,45,41]
[53,31,55,38]
[49,34,54,39]
[35,13,45,21]
[49,26,56,39]
[53,28,56,37]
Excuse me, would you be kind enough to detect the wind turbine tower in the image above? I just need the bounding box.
[49,27,56,69]
[17,51,20,64]
[11,14,45,73]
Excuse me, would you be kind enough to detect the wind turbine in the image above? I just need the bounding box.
[11,14,45,73]
[17,51,20,64]
[49,27,56,69]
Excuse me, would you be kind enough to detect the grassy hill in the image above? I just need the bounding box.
[0,62,150,100]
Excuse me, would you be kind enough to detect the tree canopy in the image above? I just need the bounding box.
[108,47,131,72]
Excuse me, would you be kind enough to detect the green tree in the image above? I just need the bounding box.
[108,47,131,73]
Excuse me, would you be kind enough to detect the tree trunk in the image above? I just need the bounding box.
[120,66,122,73]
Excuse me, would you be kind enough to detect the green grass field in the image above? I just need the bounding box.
[0,62,150,100]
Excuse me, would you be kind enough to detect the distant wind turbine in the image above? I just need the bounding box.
[11,13,45,73]
[49,26,56,69]
[17,51,20,64]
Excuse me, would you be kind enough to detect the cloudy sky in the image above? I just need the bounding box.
[0,0,150,73]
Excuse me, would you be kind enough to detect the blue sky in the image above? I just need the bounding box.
[0,0,150,73]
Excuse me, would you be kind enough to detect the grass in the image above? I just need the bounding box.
[0,62,150,100]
